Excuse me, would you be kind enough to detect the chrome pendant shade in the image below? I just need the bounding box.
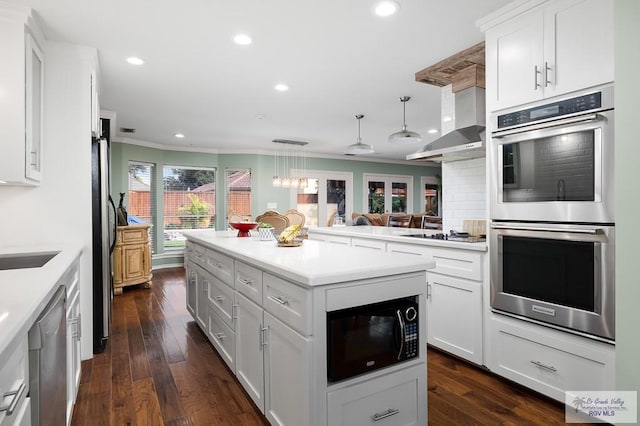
[346,114,374,155]
[388,96,422,144]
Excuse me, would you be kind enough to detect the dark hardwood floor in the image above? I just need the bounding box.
[72,267,579,425]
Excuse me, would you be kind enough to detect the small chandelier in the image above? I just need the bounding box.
[272,139,309,188]
[388,96,422,144]
[346,114,375,155]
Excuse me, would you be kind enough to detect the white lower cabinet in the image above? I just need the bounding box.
[195,268,209,331]
[186,262,197,318]
[264,312,311,426]
[351,238,386,251]
[0,337,29,426]
[327,363,426,426]
[207,306,235,371]
[489,314,615,402]
[426,273,483,364]
[235,291,266,412]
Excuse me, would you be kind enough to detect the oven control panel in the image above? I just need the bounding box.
[497,91,602,128]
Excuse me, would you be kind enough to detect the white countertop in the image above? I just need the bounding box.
[0,244,82,366]
[184,230,435,287]
[309,226,488,252]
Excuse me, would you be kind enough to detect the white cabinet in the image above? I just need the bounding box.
[488,314,615,402]
[351,238,386,251]
[235,291,265,412]
[195,267,209,330]
[426,274,483,364]
[484,0,613,111]
[0,337,30,426]
[263,312,311,426]
[185,262,197,318]
[327,364,426,426]
[64,260,81,426]
[0,6,45,185]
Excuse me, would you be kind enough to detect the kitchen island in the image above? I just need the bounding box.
[183,230,434,426]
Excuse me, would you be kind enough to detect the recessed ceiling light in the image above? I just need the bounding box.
[428,129,439,134]
[126,57,144,65]
[274,83,289,92]
[174,133,185,138]
[374,1,400,17]
[233,34,252,45]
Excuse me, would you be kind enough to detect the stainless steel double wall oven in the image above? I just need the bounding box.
[489,85,615,341]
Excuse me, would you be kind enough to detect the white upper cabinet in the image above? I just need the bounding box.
[0,5,45,185]
[483,0,613,112]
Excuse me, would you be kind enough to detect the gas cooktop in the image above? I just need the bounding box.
[399,231,486,243]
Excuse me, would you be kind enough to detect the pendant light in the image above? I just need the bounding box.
[388,96,422,143]
[346,114,375,155]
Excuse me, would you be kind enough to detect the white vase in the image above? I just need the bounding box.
[259,228,274,241]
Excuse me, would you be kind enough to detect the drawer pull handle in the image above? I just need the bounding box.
[214,295,224,301]
[372,408,399,422]
[239,278,253,285]
[231,304,238,320]
[531,360,557,372]
[268,295,289,306]
[1,382,26,416]
[215,332,225,341]
[214,263,224,269]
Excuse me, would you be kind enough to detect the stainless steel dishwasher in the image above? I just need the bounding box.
[28,285,67,426]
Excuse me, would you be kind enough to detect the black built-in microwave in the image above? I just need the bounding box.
[327,296,419,383]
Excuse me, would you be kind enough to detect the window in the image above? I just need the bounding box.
[225,169,252,226]
[163,166,216,249]
[128,161,155,252]
[363,174,413,214]
[420,176,441,216]
[291,170,352,227]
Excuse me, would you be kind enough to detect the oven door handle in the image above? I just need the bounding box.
[492,113,602,138]
[490,223,599,234]
[491,224,606,242]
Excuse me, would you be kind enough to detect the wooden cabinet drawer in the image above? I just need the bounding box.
[206,249,234,286]
[327,364,426,426]
[206,272,235,328]
[207,307,235,371]
[118,226,148,244]
[429,247,482,281]
[489,315,615,402]
[263,273,311,336]
[235,261,263,305]
[0,337,29,426]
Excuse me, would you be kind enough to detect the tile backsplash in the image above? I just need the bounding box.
[442,157,487,233]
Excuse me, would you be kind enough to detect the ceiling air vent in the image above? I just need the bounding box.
[120,127,136,134]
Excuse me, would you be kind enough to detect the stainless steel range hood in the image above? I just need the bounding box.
[407,86,486,162]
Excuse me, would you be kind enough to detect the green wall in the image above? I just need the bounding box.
[111,142,439,263]
[615,0,640,406]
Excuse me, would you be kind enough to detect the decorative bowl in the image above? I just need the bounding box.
[229,221,259,237]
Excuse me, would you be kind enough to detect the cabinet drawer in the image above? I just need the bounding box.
[327,364,426,426]
[263,274,311,336]
[206,272,235,328]
[118,226,148,244]
[188,243,207,267]
[206,249,234,286]
[235,261,263,305]
[207,307,235,371]
[489,315,615,402]
[351,238,386,251]
[386,243,432,258]
[429,247,482,281]
[0,337,29,426]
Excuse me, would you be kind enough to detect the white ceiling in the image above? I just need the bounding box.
[12,0,510,161]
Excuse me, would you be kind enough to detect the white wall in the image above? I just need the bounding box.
[614,0,640,404]
[0,41,97,359]
[441,157,487,233]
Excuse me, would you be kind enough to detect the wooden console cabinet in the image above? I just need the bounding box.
[113,224,152,295]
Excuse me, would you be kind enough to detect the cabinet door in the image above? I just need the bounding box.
[543,0,613,97]
[235,292,265,413]
[196,270,209,330]
[113,244,123,285]
[122,245,145,281]
[427,273,483,365]
[25,32,44,182]
[264,312,311,426]
[486,7,544,111]
[186,263,197,318]
[66,292,81,425]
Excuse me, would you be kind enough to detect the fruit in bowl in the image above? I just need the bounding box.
[229,221,259,237]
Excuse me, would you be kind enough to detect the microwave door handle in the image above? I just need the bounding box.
[396,310,405,361]
[492,113,601,138]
